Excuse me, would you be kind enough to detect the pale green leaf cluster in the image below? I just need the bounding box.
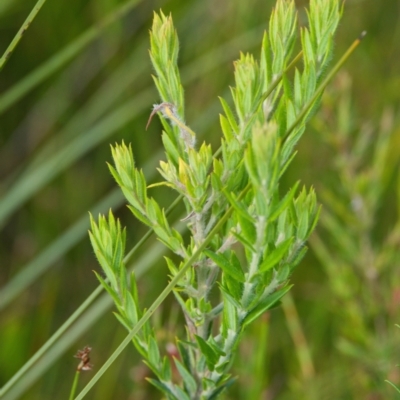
[89,212,139,329]
[89,1,342,398]
[109,142,186,256]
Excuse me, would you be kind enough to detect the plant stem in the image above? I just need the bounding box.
[69,371,80,400]
[284,32,367,142]
[0,0,47,72]
[0,286,102,398]
[0,0,143,113]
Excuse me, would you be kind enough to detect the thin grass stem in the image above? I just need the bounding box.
[0,0,47,72]
[284,32,367,142]
[385,380,400,394]
[0,213,184,398]
[0,0,144,114]
[69,371,80,400]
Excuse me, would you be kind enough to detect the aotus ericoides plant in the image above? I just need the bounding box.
[89,0,342,398]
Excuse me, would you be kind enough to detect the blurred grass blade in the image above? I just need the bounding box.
[0,29,148,172]
[0,0,47,72]
[28,42,148,170]
[0,0,14,16]
[0,25,264,230]
[0,189,122,310]
[0,88,153,230]
[0,145,168,309]
[0,0,143,114]
[0,235,174,400]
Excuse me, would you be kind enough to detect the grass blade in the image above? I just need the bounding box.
[0,0,143,114]
[0,0,47,72]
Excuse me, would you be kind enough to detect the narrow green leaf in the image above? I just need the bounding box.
[222,294,238,333]
[219,114,233,142]
[222,188,254,223]
[176,340,192,372]
[208,378,236,400]
[219,96,239,134]
[148,336,161,367]
[195,335,219,370]
[259,238,293,273]
[174,358,197,397]
[208,336,226,358]
[288,245,308,270]
[114,312,133,331]
[127,205,151,226]
[174,386,191,400]
[204,250,245,282]
[231,230,256,252]
[124,292,138,326]
[220,279,243,308]
[269,182,299,222]
[161,356,172,382]
[146,378,176,398]
[243,285,292,327]
[162,132,180,166]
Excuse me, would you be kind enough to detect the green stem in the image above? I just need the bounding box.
[69,371,80,400]
[0,0,143,114]
[385,380,400,394]
[0,286,102,398]
[260,51,304,105]
[74,183,251,400]
[284,32,366,141]
[0,0,47,72]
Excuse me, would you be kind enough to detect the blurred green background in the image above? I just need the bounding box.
[0,0,399,399]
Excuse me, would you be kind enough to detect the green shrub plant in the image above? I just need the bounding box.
[3,0,384,398]
[86,1,345,398]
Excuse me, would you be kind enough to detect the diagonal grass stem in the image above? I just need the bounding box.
[0,0,143,114]
[74,183,252,399]
[0,0,47,72]
[284,32,367,142]
[0,198,184,398]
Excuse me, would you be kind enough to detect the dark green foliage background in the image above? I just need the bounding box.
[0,0,399,399]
